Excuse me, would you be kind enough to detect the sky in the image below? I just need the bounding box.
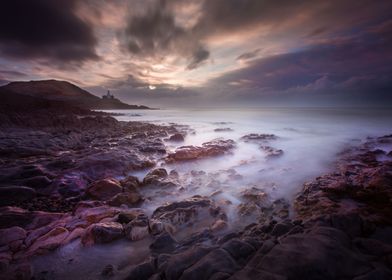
[0,0,391,107]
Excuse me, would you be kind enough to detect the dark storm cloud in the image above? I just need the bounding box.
[209,21,392,105]
[194,0,392,37]
[124,0,209,70]
[0,0,98,62]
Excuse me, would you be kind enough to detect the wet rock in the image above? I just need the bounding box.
[86,178,122,201]
[180,248,240,280]
[0,226,26,246]
[166,139,236,163]
[82,222,123,245]
[0,186,36,206]
[124,215,149,241]
[214,128,233,132]
[151,196,225,234]
[241,133,277,142]
[211,219,228,233]
[125,260,155,280]
[27,227,69,256]
[260,146,283,158]
[0,207,34,229]
[167,133,185,142]
[247,227,372,279]
[221,239,255,263]
[143,168,168,185]
[149,232,177,253]
[107,192,142,207]
[330,213,363,238]
[75,205,119,224]
[121,175,140,191]
[270,222,293,237]
[116,209,144,224]
[163,246,213,279]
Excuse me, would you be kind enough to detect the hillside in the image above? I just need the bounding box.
[0,80,149,110]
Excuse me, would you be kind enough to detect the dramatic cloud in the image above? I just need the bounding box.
[0,0,98,62]
[123,0,209,70]
[1,0,391,106]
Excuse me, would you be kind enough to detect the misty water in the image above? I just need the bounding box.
[32,107,392,279]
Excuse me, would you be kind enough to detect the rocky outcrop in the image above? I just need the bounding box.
[86,178,123,201]
[240,133,277,142]
[166,139,236,163]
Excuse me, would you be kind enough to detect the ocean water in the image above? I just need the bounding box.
[112,107,392,199]
[32,107,392,279]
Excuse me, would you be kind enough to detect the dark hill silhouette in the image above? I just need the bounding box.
[0,80,149,110]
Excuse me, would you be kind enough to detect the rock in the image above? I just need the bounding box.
[116,209,144,224]
[166,139,235,163]
[82,222,123,245]
[107,192,142,207]
[270,222,292,237]
[149,232,177,253]
[241,133,277,142]
[0,186,36,205]
[0,207,34,229]
[86,178,123,201]
[260,146,283,158]
[143,168,168,185]
[125,260,155,280]
[211,219,228,233]
[221,239,255,263]
[124,215,149,241]
[330,213,363,238]
[0,226,26,246]
[151,196,225,234]
[27,227,69,256]
[246,227,372,279]
[163,246,214,280]
[75,205,119,223]
[214,128,233,132]
[120,175,140,191]
[180,248,240,280]
[167,133,185,142]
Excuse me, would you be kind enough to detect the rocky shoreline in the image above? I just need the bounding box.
[0,110,391,279]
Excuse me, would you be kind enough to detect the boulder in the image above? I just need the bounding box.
[120,175,140,191]
[167,133,185,142]
[0,226,26,246]
[163,246,214,279]
[149,232,177,253]
[82,222,123,245]
[124,214,149,241]
[86,178,122,201]
[107,192,142,207]
[180,249,240,280]
[151,196,225,234]
[260,146,283,158]
[246,227,372,279]
[143,168,168,185]
[240,133,277,142]
[27,227,69,256]
[166,139,235,163]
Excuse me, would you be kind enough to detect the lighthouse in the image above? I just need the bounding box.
[102,90,114,99]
